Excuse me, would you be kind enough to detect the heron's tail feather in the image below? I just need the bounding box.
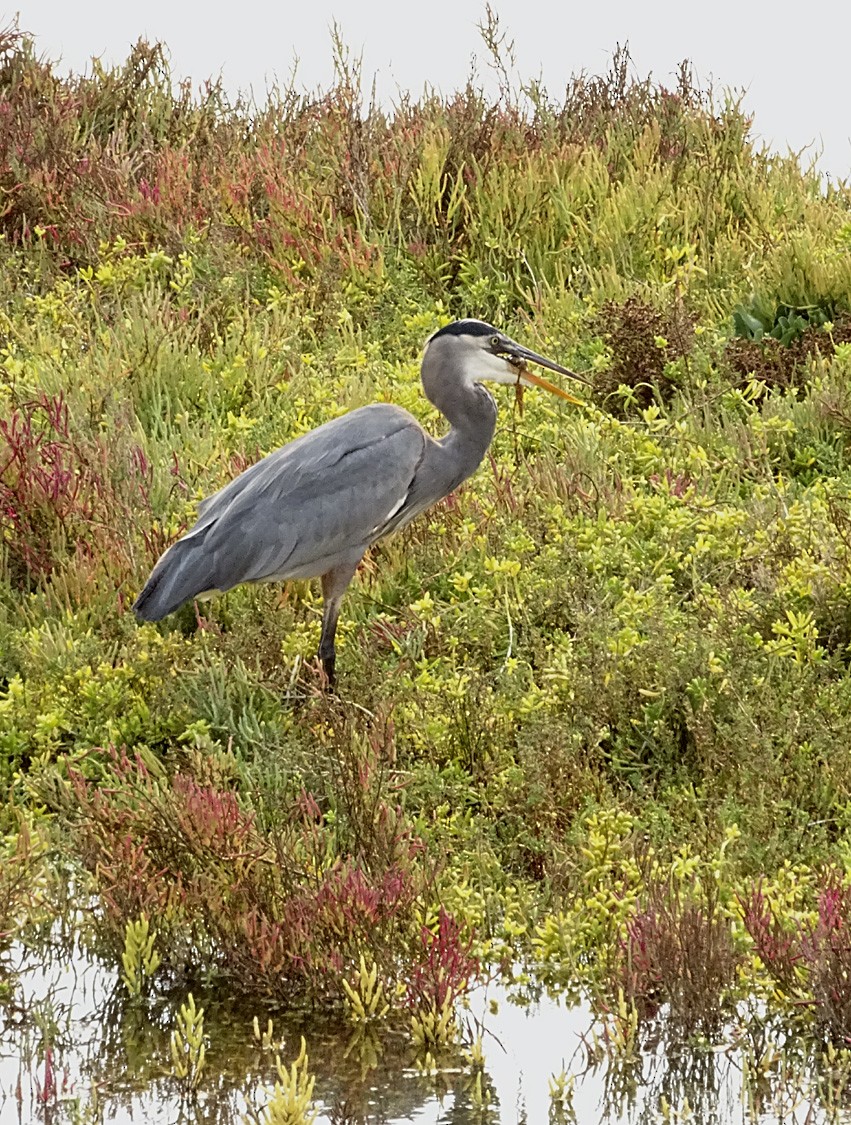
[132,537,216,622]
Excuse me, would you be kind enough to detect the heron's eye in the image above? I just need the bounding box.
[490,335,501,349]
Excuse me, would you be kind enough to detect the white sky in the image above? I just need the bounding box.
[14,1,851,180]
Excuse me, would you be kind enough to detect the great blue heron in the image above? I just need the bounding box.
[133,319,586,684]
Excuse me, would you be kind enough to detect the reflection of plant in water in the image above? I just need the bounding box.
[244,1036,317,1125]
[169,992,206,1091]
[810,1040,851,1120]
[548,1068,577,1124]
[583,987,643,1116]
[15,941,851,1125]
[464,1034,488,1109]
[410,1024,500,1125]
[246,1018,317,1124]
[342,1021,385,1082]
[576,983,851,1125]
[656,1094,695,1122]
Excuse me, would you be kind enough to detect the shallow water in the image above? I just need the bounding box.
[1,939,849,1125]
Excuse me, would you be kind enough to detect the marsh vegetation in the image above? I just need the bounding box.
[2,15,851,1122]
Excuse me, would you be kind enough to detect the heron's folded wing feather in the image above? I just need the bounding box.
[193,405,428,589]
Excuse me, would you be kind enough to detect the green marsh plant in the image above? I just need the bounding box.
[3,17,851,1118]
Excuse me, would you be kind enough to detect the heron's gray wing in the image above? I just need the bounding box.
[193,405,402,522]
[192,404,429,589]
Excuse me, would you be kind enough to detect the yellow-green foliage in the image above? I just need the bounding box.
[411,993,459,1057]
[3,23,851,1033]
[121,914,162,999]
[342,956,392,1024]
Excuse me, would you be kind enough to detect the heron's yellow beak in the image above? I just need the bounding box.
[518,368,584,405]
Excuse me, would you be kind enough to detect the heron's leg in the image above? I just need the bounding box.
[318,553,362,688]
[318,597,340,687]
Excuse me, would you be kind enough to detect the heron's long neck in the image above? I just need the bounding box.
[426,377,498,486]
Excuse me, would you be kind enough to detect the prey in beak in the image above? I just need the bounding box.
[493,335,589,412]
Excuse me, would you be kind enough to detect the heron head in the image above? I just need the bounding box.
[425,319,587,404]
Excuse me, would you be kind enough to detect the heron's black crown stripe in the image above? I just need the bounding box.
[430,319,497,340]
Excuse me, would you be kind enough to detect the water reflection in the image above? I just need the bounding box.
[2,940,851,1124]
